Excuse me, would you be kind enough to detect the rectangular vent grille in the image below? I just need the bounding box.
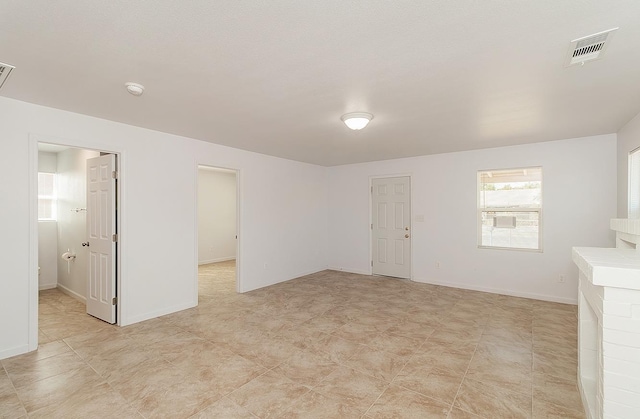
[0,62,15,90]
[565,28,618,67]
[573,37,606,58]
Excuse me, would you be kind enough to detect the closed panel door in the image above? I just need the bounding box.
[86,154,116,323]
[372,176,411,279]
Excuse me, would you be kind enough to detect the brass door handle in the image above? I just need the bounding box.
[405,234,409,238]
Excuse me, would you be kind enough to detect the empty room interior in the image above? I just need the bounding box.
[2,2,640,418]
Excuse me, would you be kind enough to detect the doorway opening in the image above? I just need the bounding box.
[196,165,239,303]
[34,141,121,347]
[370,175,412,279]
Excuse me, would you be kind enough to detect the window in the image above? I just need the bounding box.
[478,167,542,251]
[38,172,57,221]
[629,148,640,218]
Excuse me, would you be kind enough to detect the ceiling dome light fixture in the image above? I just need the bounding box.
[341,112,373,130]
[125,82,145,96]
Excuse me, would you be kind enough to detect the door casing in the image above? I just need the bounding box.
[194,162,242,299]
[28,134,124,351]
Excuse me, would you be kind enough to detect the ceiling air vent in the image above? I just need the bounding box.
[0,62,15,90]
[565,28,618,67]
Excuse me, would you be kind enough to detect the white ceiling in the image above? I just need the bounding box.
[37,143,70,154]
[2,1,640,166]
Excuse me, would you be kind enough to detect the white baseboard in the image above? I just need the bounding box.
[0,344,30,361]
[327,266,371,276]
[198,257,236,265]
[123,301,197,326]
[296,268,578,305]
[39,283,57,290]
[57,283,86,303]
[412,277,578,305]
[240,266,329,293]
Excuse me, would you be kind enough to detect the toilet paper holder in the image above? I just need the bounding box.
[61,250,76,274]
[61,251,76,261]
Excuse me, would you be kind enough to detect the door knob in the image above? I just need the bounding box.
[405,227,409,231]
[405,234,410,238]
[81,242,90,247]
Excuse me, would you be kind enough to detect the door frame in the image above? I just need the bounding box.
[194,162,242,297]
[28,134,124,351]
[369,173,413,279]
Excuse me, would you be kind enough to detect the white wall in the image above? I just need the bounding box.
[198,169,237,264]
[327,135,617,304]
[37,151,58,289]
[56,148,100,300]
[38,151,57,172]
[617,111,640,218]
[37,222,58,290]
[0,96,328,359]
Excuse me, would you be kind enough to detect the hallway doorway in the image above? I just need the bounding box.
[196,165,239,302]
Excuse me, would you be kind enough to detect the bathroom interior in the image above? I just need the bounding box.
[37,144,100,304]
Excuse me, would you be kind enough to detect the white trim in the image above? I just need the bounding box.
[57,283,86,303]
[38,284,57,291]
[0,345,31,360]
[413,276,577,305]
[28,138,38,353]
[198,257,236,265]
[369,173,413,279]
[241,267,328,293]
[28,134,126,358]
[327,266,371,276]
[124,301,197,326]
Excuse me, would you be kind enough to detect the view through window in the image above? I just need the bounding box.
[478,167,542,250]
[38,172,57,221]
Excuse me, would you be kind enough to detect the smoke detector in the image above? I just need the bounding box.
[125,82,145,96]
[565,28,618,67]
[0,62,15,90]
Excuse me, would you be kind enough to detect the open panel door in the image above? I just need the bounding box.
[86,154,117,323]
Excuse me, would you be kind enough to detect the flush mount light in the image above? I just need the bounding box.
[341,112,373,130]
[125,82,145,96]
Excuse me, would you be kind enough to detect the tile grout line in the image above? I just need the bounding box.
[531,307,535,418]
[1,362,29,417]
[443,311,485,418]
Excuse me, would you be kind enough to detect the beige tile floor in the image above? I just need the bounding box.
[1,261,585,418]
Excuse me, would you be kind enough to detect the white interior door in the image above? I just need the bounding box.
[86,154,117,323]
[372,176,411,279]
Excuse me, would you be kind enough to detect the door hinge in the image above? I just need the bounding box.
[112,234,118,242]
[112,297,118,305]
[112,170,118,179]
[371,223,373,230]
[371,186,373,194]
[371,260,373,267]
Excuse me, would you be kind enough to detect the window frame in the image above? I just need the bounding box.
[477,166,543,252]
[628,147,640,219]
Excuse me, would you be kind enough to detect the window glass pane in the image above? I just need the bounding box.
[38,172,55,196]
[629,149,640,218]
[480,211,539,250]
[478,167,542,251]
[37,173,57,220]
[38,198,56,220]
[479,167,542,208]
